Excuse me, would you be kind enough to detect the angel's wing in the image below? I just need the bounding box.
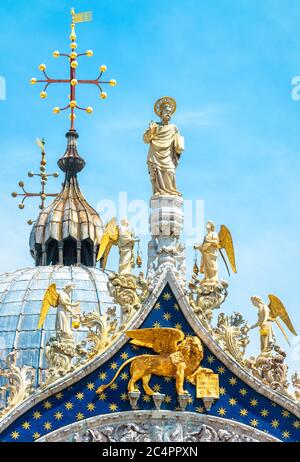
[218,224,237,273]
[96,218,119,269]
[268,294,297,336]
[37,283,59,329]
[126,328,185,354]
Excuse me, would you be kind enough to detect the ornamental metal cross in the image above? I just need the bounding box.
[30,8,117,130]
[11,138,59,221]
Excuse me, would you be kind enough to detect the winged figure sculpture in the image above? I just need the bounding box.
[97,327,214,396]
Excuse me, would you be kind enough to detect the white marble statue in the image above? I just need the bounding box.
[118,218,138,274]
[38,283,80,339]
[143,96,184,197]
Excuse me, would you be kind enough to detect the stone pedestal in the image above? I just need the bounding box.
[178,393,191,411]
[128,391,141,410]
[147,196,186,288]
[152,393,165,410]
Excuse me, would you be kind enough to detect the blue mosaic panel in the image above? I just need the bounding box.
[1,284,300,442]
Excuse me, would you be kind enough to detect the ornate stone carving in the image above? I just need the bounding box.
[44,332,79,385]
[188,276,228,331]
[214,312,250,363]
[0,352,34,417]
[80,307,118,360]
[245,346,290,397]
[69,421,259,443]
[292,373,300,404]
[108,271,149,324]
[147,195,186,289]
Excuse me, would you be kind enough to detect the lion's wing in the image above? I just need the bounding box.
[126,328,185,353]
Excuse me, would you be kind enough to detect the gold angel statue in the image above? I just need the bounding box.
[37,283,80,339]
[97,217,139,274]
[96,328,214,396]
[194,221,237,285]
[250,295,297,355]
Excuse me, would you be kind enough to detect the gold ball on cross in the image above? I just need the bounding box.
[70,52,77,59]
[100,65,107,72]
[69,100,77,108]
[39,64,46,71]
[100,92,107,99]
[86,50,93,57]
[86,106,93,114]
[71,79,78,86]
[40,91,47,99]
[109,79,117,87]
[53,51,60,58]
[53,107,60,114]
[71,61,78,69]
[30,78,37,85]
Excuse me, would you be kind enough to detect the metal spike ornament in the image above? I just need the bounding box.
[193,249,199,275]
[30,8,117,130]
[11,139,59,222]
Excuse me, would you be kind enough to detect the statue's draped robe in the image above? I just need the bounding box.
[200,232,219,283]
[56,294,73,338]
[144,123,184,196]
[118,226,135,273]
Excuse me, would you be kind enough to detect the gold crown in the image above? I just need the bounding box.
[154,96,177,117]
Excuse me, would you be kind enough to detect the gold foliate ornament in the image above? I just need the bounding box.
[154,96,177,117]
[69,113,76,120]
[97,328,217,397]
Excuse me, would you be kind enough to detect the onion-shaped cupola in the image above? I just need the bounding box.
[30,130,103,267]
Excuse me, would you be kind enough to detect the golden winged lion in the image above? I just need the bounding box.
[96,328,213,396]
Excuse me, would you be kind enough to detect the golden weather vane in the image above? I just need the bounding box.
[11,138,59,222]
[30,8,117,130]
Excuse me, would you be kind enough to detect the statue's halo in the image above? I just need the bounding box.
[154,96,177,117]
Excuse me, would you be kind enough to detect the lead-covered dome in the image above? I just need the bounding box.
[0,265,114,388]
[30,130,103,267]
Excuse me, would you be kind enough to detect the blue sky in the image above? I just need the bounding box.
[1,0,300,373]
